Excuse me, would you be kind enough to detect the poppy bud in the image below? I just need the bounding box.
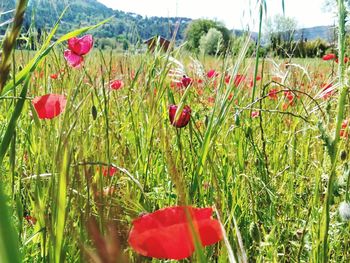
[340,150,347,161]
[168,105,191,128]
[91,105,97,120]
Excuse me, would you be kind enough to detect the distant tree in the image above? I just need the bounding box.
[199,28,223,55]
[264,14,298,43]
[185,19,231,54]
[264,15,298,57]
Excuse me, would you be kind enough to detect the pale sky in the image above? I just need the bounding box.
[98,0,336,31]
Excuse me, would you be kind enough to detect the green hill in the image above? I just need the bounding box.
[1,0,192,45]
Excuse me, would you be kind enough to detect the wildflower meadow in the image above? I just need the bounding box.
[0,0,350,262]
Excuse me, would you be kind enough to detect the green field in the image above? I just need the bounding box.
[1,2,350,262]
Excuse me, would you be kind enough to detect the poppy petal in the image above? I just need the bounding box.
[109,79,124,90]
[68,34,93,56]
[32,94,67,119]
[168,105,191,128]
[322,53,336,61]
[64,50,84,68]
[128,206,222,260]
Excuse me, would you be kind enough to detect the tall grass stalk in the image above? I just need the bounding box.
[0,0,28,92]
[250,0,265,105]
[320,0,348,261]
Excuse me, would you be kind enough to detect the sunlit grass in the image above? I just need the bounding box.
[1,0,350,262]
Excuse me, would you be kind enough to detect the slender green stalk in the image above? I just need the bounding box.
[320,0,348,261]
[251,0,264,105]
[0,76,29,166]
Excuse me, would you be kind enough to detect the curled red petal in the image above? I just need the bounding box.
[64,50,84,68]
[128,206,222,260]
[68,34,93,56]
[32,94,67,119]
[169,105,191,128]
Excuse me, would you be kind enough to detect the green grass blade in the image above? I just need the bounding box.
[0,182,21,263]
[53,147,69,263]
[0,76,29,165]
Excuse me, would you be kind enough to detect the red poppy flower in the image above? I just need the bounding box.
[181,76,192,88]
[207,69,218,79]
[251,111,260,118]
[234,74,246,87]
[225,74,231,84]
[64,35,93,68]
[169,105,191,128]
[322,53,336,61]
[67,35,93,56]
[64,50,84,68]
[268,89,278,100]
[110,79,124,90]
[128,206,223,260]
[102,166,118,177]
[50,73,58,79]
[32,94,67,119]
[284,91,295,104]
[249,76,261,88]
[335,57,349,64]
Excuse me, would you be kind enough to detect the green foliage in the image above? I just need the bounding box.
[231,35,255,56]
[185,19,231,54]
[1,0,192,45]
[268,38,329,58]
[199,28,223,55]
[264,14,298,43]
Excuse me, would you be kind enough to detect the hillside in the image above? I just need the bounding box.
[1,0,334,47]
[294,26,335,42]
[0,0,192,44]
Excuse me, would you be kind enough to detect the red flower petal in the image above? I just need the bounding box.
[50,73,58,79]
[67,34,93,56]
[64,50,84,68]
[207,69,218,78]
[32,94,67,119]
[322,53,336,61]
[234,74,246,87]
[110,79,124,90]
[102,166,118,176]
[128,206,222,260]
[268,89,278,100]
[251,111,260,118]
[181,76,192,88]
[169,105,191,128]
